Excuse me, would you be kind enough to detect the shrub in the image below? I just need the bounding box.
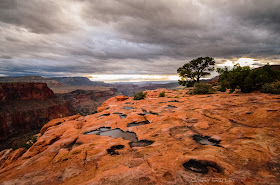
[193,83,215,94]
[217,80,227,92]
[261,82,280,94]
[174,95,179,98]
[159,91,165,97]
[217,64,277,93]
[133,91,146,100]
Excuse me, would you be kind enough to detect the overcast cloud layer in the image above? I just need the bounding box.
[0,0,280,77]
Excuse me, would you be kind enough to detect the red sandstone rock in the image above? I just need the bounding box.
[0,89,280,185]
[116,95,129,101]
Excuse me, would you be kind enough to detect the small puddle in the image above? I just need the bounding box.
[99,129,138,142]
[84,127,154,147]
[192,135,222,147]
[183,159,223,174]
[124,106,134,110]
[127,120,150,127]
[166,105,177,109]
[168,100,180,102]
[142,109,158,115]
[100,113,110,117]
[113,112,127,119]
[84,127,111,135]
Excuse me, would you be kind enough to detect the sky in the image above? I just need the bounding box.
[0,0,280,82]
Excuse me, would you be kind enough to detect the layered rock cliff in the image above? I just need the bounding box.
[0,83,55,102]
[0,89,279,184]
[0,83,74,149]
[56,88,118,116]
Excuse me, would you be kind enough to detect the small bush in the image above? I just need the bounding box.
[217,80,227,92]
[261,82,280,94]
[159,91,165,97]
[174,95,179,98]
[133,91,146,100]
[193,83,215,94]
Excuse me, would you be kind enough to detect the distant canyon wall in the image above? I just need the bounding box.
[0,83,74,149]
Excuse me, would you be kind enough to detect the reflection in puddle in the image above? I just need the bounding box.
[124,106,134,110]
[142,109,158,115]
[192,135,222,147]
[84,127,154,147]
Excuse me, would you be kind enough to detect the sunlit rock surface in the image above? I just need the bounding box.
[0,89,279,185]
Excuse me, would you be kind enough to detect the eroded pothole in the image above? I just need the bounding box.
[84,127,154,147]
[124,106,134,110]
[107,145,125,156]
[183,159,223,174]
[192,135,222,147]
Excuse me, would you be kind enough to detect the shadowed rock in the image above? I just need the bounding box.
[127,120,150,127]
[183,159,223,174]
[107,145,125,156]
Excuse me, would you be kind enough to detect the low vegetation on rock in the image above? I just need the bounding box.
[261,82,280,94]
[217,64,280,93]
[133,91,146,100]
[193,83,215,94]
[159,91,165,97]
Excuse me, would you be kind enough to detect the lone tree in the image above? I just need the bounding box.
[177,57,215,86]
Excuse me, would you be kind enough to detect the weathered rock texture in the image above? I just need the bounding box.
[0,83,74,149]
[0,89,279,185]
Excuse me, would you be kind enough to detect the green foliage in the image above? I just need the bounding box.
[159,91,165,97]
[174,95,179,98]
[193,83,215,94]
[133,91,146,100]
[261,82,280,94]
[217,80,227,92]
[217,64,277,93]
[177,57,215,86]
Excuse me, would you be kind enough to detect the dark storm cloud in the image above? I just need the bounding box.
[0,0,75,33]
[0,0,279,77]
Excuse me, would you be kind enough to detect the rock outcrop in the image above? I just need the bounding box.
[0,89,279,184]
[0,83,74,149]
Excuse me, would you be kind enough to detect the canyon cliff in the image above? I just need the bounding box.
[0,83,74,150]
[0,89,279,184]
[56,88,118,116]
